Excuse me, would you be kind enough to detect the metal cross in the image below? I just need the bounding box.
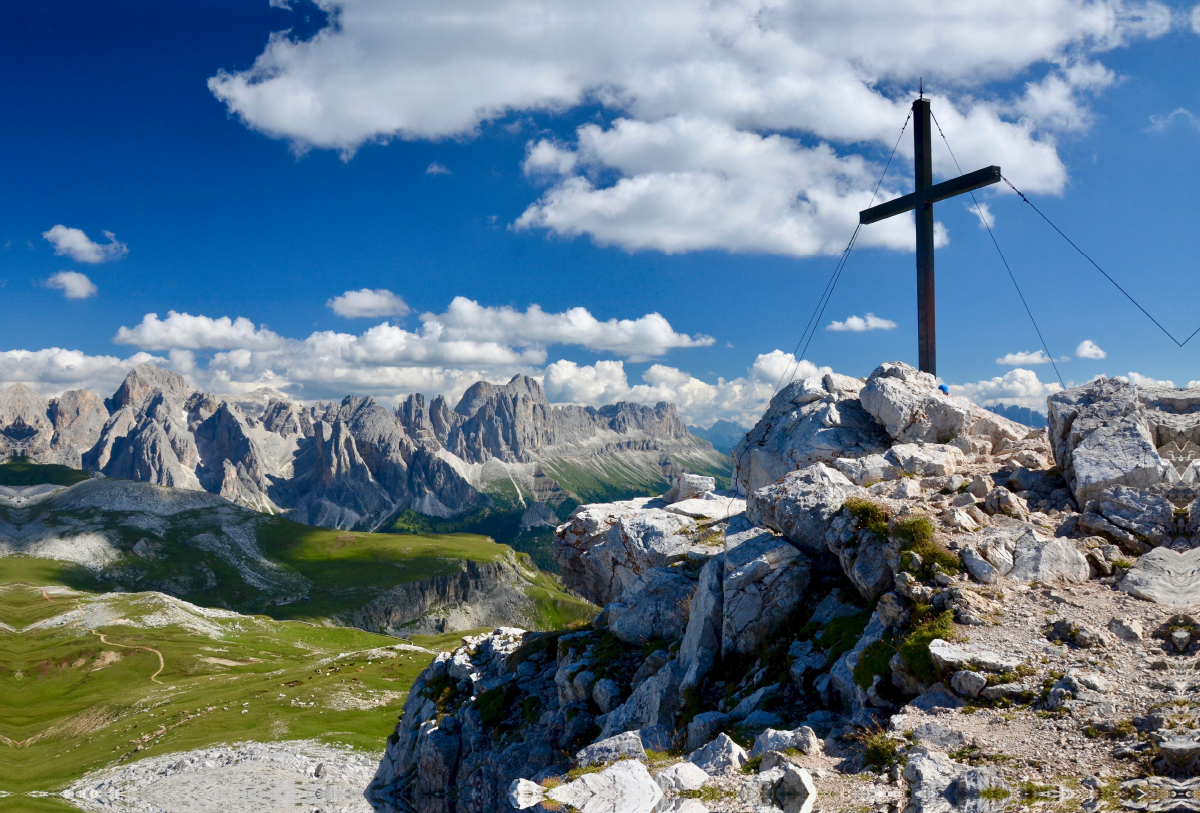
[860,96,1001,376]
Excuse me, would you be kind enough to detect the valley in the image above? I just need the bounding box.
[0,459,598,809]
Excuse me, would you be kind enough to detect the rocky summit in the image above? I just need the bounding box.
[0,364,724,531]
[367,361,1200,813]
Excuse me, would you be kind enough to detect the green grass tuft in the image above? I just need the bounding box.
[898,610,957,685]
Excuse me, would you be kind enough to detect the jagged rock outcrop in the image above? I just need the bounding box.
[350,551,546,635]
[0,365,724,532]
[734,362,1030,496]
[732,373,888,494]
[373,362,1200,813]
[0,383,106,466]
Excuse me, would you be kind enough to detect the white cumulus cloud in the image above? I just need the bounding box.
[425,162,451,175]
[826,313,897,333]
[1075,339,1106,359]
[0,348,165,396]
[207,0,1170,257]
[113,312,286,352]
[42,225,128,264]
[45,271,97,300]
[1118,372,1175,387]
[996,350,1053,365]
[427,296,712,361]
[967,202,995,229]
[544,350,831,427]
[948,367,1063,410]
[327,288,411,319]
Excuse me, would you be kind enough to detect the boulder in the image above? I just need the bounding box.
[835,453,900,485]
[732,375,889,494]
[722,518,811,656]
[678,554,723,691]
[860,362,974,444]
[547,760,663,813]
[928,640,1020,674]
[1120,547,1200,607]
[664,494,746,520]
[729,683,781,721]
[1089,485,1177,547]
[665,473,717,504]
[600,662,682,740]
[949,670,987,698]
[1047,378,1177,506]
[888,443,965,477]
[749,726,823,757]
[685,711,730,752]
[959,546,998,584]
[823,510,897,602]
[1007,531,1089,583]
[592,678,623,713]
[687,733,748,775]
[555,500,701,606]
[654,761,709,792]
[984,486,1028,520]
[746,463,866,553]
[902,747,962,813]
[829,610,887,711]
[607,567,698,646]
[575,731,647,767]
[1109,615,1145,642]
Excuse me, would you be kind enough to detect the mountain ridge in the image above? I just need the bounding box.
[0,365,726,532]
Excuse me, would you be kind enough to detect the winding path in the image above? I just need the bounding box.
[89,628,166,684]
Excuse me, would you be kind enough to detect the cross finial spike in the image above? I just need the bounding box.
[919,77,923,99]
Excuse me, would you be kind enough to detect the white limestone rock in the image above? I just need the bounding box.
[928,640,1020,674]
[575,731,647,767]
[1007,531,1090,584]
[665,473,717,504]
[746,463,866,554]
[722,517,811,656]
[1120,547,1200,607]
[607,567,698,646]
[547,760,663,813]
[678,554,724,691]
[600,662,682,740]
[555,500,701,606]
[1047,377,1178,506]
[687,733,747,776]
[749,726,823,758]
[829,610,887,711]
[732,375,889,495]
[888,443,965,477]
[835,453,900,485]
[860,362,975,445]
[960,546,998,584]
[654,761,710,792]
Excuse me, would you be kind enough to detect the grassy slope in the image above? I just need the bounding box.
[0,462,592,630]
[0,563,439,793]
[0,464,596,804]
[0,458,91,487]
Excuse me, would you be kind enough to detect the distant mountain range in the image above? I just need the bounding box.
[988,403,1047,428]
[688,419,749,454]
[0,365,727,534]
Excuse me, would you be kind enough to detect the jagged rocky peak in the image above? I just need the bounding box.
[372,362,1200,813]
[0,382,107,466]
[106,362,195,413]
[454,373,547,417]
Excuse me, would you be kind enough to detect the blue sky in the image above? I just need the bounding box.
[3,0,1200,426]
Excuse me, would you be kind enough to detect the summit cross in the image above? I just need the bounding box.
[859,94,1001,376]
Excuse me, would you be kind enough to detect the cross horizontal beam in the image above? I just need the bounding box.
[859,165,1001,225]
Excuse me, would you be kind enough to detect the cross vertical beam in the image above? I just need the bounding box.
[859,96,1002,377]
[913,98,936,375]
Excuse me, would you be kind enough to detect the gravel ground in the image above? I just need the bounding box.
[63,739,379,813]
